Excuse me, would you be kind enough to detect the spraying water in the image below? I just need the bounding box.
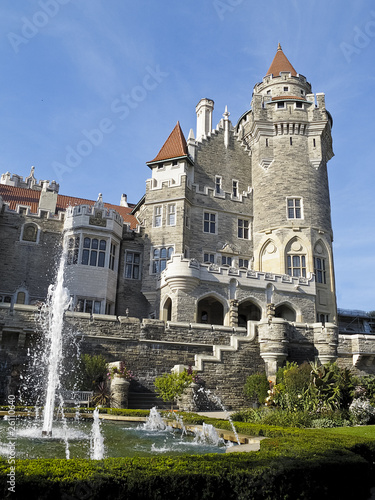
[41,245,71,436]
[90,408,105,460]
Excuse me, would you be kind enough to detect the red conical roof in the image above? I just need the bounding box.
[266,43,297,77]
[148,122,189,164]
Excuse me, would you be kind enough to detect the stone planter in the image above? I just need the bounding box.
[177,382,200,412]
[110,377,130,409]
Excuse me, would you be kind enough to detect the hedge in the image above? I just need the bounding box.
[1,425,375,499]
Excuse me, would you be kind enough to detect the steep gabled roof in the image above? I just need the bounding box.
[147,121,190,165]
[266,43,297,77]
[0,185,139,229]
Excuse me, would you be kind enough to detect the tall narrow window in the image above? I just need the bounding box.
[314,257,326,284]
[153,206,162,227]
[203,212,216,234]
[238,219,250,239]
[215,176,222,194]
[109,243,116,270]
[232,180,238,198]
[125,251,141,279]
[287,198,303,219]
[167,204,176,226]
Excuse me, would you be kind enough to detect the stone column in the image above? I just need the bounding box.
[258,318,289,382]
[313,323,338,365]
[229,299,239,327]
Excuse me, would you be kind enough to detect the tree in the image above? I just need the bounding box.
[154,370,193,410]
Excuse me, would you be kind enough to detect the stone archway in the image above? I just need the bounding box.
[197,296,224,325]
[275,304,296,322]
[238,301,261,326]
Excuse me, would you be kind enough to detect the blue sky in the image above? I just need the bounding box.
[0,0,374,312]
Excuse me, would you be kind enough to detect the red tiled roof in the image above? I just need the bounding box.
[266,43,297,77]
[148,121,189,164]
[0,185,139,229]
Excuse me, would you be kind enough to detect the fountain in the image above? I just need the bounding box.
[40,245,71,436]
[0,242,232,460]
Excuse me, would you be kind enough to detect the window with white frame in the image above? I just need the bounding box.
[167,204,176,226]
[287,255,306,278]
[75,298,101,314]
[232,180,238,198]
[153,205,162,227]
[215,176,222,194]
[204,253,215,263]
[81,238,106,267]
[203,212,216,234]
[287,198,303,219]
[314,257,326,284]
[125,251,141,279]
[238,219,250,239]
[152,246,174,274]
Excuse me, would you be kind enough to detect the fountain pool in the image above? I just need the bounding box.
[0,412,232,460]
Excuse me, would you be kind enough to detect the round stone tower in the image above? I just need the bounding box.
[237,44,336,323]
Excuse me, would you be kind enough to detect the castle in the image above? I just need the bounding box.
[0,45,374,408]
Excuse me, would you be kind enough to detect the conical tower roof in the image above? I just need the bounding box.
[147,122,190,165]
[266,43,297,77]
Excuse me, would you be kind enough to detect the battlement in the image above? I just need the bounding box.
[0,168,59,193]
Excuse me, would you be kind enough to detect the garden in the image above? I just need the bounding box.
[1,360,375,499]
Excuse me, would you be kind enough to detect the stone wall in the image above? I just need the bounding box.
[2,306,370,409]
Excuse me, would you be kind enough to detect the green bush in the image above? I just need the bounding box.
[154,370,193,409]
[243,372,270,405]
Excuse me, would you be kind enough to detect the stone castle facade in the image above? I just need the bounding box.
[0,46,374,408]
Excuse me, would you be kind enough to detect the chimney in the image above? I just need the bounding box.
[120,194,128,207]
